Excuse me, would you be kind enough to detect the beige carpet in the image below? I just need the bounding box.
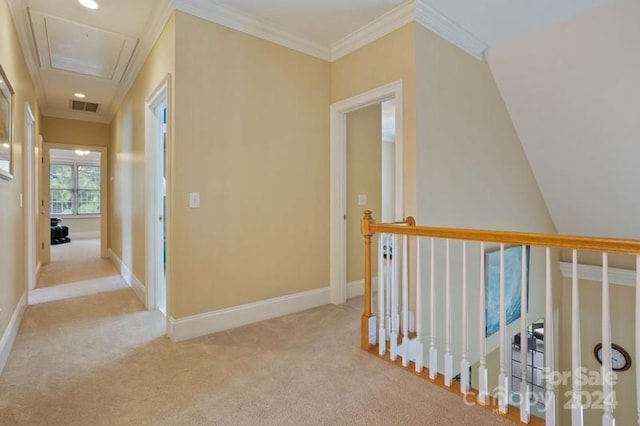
[38,239,115,288]
[1,253,514,425]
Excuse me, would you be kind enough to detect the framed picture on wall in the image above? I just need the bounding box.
[0,64,14,181]
[485,245,530,337]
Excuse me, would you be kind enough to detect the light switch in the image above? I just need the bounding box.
[189,192,200,208]
[358,194,367,206]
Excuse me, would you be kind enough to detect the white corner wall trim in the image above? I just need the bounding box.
[175,0,331,61]
[108,249,146,303]
[168,286,331,342]
[414,0,487,60]
[0,292,27,375]
[331,1,416,61]
[559,262,636,287]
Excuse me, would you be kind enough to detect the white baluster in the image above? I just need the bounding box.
[545,247,556,426]
[520,245,530,424]
[498,244,508,414]
[602,253,615,426]
[429,238,438,380]
[385,236,391,339]
[378,234,386,356]
[390,235,399,360]
[444,239,453,387]
[635,255,640,425]
[415,237,424,373]
[401,235,410,367]
[571,250,583,426]
[478,242,488,405]
[460,241,470,394]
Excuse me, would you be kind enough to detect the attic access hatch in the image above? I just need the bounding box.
[29,9,137,81]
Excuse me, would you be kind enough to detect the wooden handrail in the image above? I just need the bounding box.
[361,210,640,255]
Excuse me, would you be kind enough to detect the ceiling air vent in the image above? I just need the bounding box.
[70,100,100,113]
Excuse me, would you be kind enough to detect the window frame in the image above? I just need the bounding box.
[49,161,101,216]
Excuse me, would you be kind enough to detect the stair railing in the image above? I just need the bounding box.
[360,210,640,425]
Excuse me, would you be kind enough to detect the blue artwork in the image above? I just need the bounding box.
[485,245,530,338]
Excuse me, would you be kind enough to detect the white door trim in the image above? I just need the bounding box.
[43,143,108,262]
[24,103,36,292]
[145,74,171,318]
[329,80,404,304]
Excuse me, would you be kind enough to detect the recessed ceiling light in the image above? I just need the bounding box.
[78,0,99,10]
[74,93,86,98]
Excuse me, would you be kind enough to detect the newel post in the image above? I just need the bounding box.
[361,210,375,350]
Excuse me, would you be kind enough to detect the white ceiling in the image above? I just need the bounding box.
[486,0,640,239]
[209,0,405,48]
[7,0,172,123]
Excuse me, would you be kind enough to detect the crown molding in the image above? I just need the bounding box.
[415,0,487,60]
[108,0,174,122]
[175,0,331,61]
[6,0,48,112]
[331,1,417,61]
[559,262,637,287]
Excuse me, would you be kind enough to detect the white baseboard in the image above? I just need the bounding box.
[69,231,100,239]
[168,286,330,342]
[0,292,27,375]
[108,249,146,303]
[347,277,378,299]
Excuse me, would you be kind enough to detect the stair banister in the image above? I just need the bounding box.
[545,247,556,426]
[521,244,530,424]
[360,211,640,425]
[602,253,614,426]
[571,249,583,426]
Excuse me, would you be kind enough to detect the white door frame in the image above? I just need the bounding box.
[145,75,171,317]
[24,103,37,292]
[329,80,404,304]
[43,143,108,261]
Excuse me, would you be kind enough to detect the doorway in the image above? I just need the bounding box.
[330,80,404,304]
[345,100,396,297]
[145,76,171,317]
[41,143,108,266]
[25,104,37,291]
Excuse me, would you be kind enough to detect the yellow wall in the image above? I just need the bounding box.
[331,23,416,219]
[110,13,175,287]
[0,0,40,347]
[559,279,636,425]
[346,104,381,283]
[171,12,331,317]
[41,117,110,147]
[413,24,560,391]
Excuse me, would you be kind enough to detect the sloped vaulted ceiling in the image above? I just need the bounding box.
[486,0,640,239]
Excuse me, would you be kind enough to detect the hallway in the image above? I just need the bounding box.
[29,239,124,305]
[0,249,511,425]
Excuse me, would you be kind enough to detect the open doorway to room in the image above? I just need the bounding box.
[30,145,113,304]
[345,99,397,299]
[145,76,170,319]
[330,81,404,304]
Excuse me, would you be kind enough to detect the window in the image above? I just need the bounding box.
[50,163,100,215]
